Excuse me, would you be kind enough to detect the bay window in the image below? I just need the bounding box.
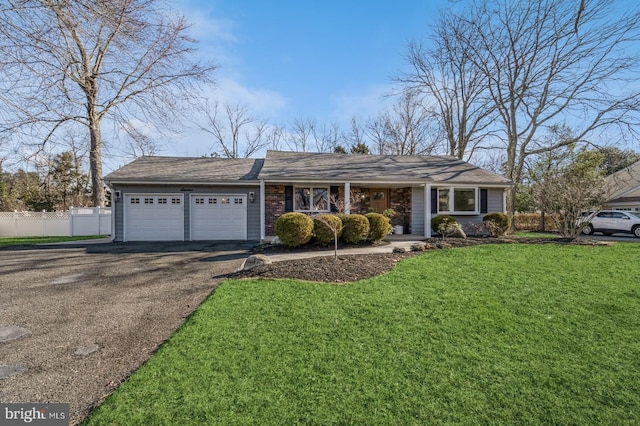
[294,186,329,212]
[438,187,477,213]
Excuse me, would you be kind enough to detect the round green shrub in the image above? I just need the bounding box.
[275,212,314,247]
[336,213,350,222]
[431,215,458,234]
[483,212,512,237]
[313,214,343,245]
[365,212,392,242]
[341,214,370,243]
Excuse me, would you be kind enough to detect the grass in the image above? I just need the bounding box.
[0,235,106,246]
[84,243,640,425]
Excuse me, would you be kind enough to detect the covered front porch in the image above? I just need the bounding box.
[262,182,434,238]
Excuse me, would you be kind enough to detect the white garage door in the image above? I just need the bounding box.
[191,195,247,240]
[124,194,184,241]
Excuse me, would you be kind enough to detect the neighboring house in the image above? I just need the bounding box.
[104,150,512,242]
[603,160,640,212]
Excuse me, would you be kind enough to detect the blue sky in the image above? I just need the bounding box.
[162,0,451,158]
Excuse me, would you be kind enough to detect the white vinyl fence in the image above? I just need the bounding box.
[0,207,111,237]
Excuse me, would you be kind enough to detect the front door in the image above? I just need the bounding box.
[370,189,389,213]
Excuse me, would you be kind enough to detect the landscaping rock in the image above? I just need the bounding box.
[450,228,467,238]
[0,365,28,379]
[0,325,31,343]
[270,236,283,245]
[436,241,452,249]
[410,243,427,252]
[75,344,99,357]
[392,247,407,253]
[243,254,273,270]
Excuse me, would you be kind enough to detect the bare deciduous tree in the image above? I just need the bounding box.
[367,92,441,156]
[286,118,342,153]
[0,0,215,206]
[451,0,640,214]
[400,27,495,160]
[200,101,268,158]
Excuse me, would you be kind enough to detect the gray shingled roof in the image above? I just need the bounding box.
[604,159,640,200]
[104,156,263,183]
[258,151,512,185]
[105,151,512,185]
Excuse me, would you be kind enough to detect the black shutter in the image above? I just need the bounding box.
[480,189,488,214]
[330,186,339,213]
[284,186,293,212]
[431,188,438,214]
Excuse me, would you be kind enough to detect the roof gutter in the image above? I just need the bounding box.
[260,179,513,187]
[104,179,261,186]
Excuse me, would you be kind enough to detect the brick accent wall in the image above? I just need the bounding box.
[389,187,412,231]
[338,186,368,214]
[265,185,285,236]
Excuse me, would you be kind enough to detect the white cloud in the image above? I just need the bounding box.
[203,77,288,120]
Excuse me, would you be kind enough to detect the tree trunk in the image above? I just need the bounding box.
[88,117,104,207]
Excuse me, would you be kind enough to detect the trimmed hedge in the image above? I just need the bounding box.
[365,212,391,242]
[275,212,314,247]
[313,214,343,245]
[483,212,511,237]
[431,215,458,234]
[341,214,370,243]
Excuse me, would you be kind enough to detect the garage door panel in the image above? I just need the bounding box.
[125,195,184,241]
[191,195,247,240]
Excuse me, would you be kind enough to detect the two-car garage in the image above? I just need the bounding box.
[105,156,262,242]
[123,193,248,241]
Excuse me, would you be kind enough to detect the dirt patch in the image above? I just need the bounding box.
[233,236,606,283]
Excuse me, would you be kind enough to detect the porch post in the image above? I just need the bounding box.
[260,180,266,241]
[425,184,431,238]
[344,182,351,214]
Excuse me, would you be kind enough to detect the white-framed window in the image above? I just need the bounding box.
[171,198,181,204]
[195,198,205,204]
[158,198,167,204]
[438,187,477,214]
[130,197,140,204]
[144,198,154,204]
[209,198,217,204]
[294,186,329,212]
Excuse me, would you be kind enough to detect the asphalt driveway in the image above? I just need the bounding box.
[0,241,253,424]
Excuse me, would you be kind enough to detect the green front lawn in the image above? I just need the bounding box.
[0,235,106,246]
[84,243,640,425]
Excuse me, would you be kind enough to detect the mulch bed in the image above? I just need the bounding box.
[230,236,607,283]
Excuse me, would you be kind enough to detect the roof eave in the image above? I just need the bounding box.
[105,179,260,186]
[260,178,513,187]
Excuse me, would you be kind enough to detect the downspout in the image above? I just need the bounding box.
[260,179,265,241]
[105,181,116,242]
[344,182,351,214]
[425,184,431,238]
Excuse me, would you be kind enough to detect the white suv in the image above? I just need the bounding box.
[581,210,640,238]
